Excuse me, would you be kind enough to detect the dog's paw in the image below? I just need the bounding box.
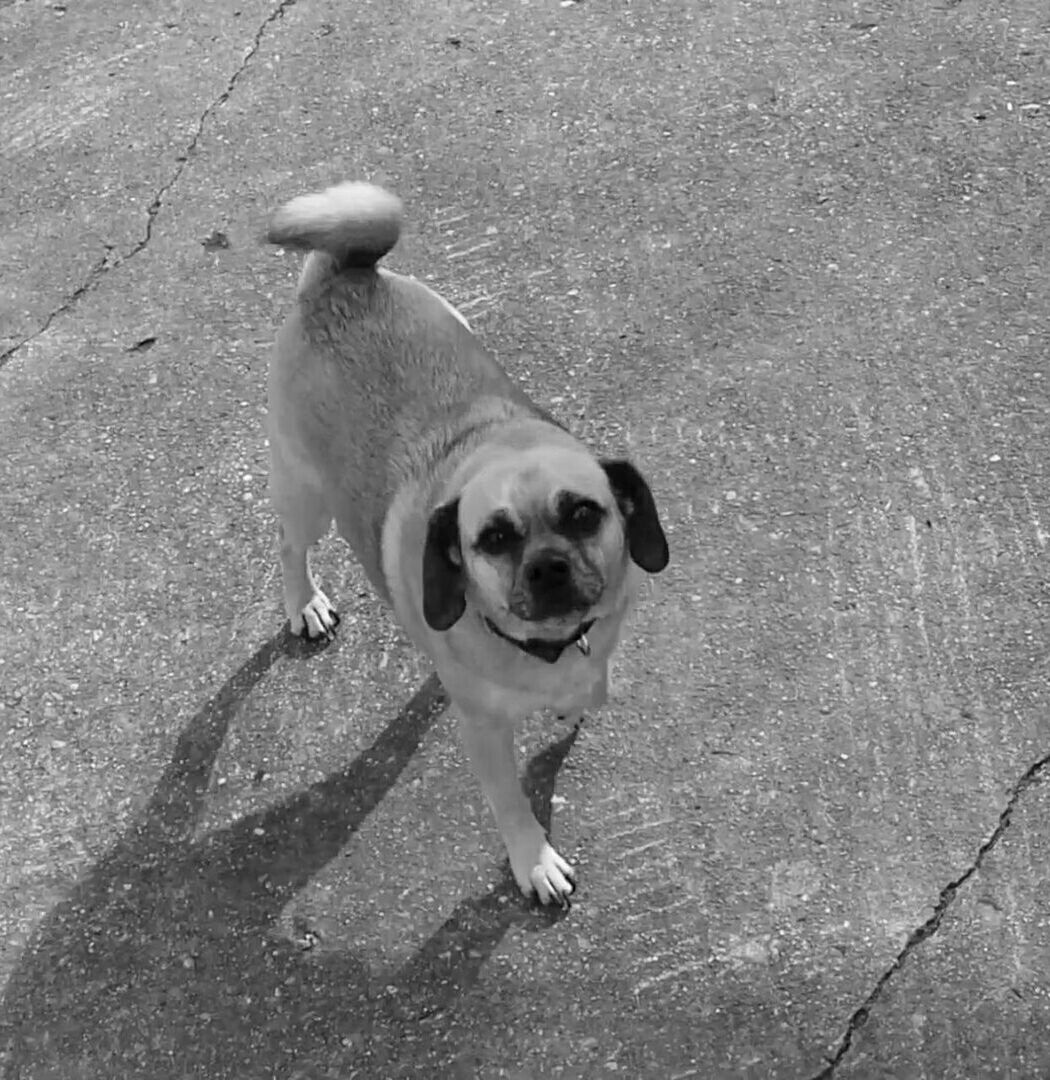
[516,842,575,908]
[291,591,341,640]
[556,711,585,729]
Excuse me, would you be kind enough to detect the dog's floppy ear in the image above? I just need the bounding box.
[601,459,669,573]
[422,498,467,630]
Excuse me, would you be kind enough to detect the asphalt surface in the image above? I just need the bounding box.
[1,0,1048,1077]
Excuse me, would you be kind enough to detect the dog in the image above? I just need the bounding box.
[265,182,668,906]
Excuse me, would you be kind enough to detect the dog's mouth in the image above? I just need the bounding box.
[483,616,595,665]
[508,587,599,625]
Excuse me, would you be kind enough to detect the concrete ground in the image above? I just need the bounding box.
[1,0,1047,1076]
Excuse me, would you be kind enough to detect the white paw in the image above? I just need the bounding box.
[522,842,576,907]
[292,591,340,640]
[557,711,584,728]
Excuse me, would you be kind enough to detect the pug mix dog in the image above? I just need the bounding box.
[265,182,668,906]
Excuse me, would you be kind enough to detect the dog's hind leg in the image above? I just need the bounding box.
[269,442,340,640]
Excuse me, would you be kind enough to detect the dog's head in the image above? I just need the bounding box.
[422,446,668,634]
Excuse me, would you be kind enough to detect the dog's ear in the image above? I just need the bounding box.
[601,459,669,573]
[422,498,467,630]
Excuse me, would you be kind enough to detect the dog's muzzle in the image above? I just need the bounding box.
[518,548,599,620]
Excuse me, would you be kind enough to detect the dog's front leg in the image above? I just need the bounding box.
[457,707,575,906]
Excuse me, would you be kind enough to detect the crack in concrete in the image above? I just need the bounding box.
[0,0,299,371]
[811,750,1050,1079]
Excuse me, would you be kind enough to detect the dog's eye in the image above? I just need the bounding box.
[567,501,604,535]
[476,524,519,556]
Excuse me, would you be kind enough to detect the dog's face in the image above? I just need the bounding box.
[462,448,622,628]
[423,447,668,635]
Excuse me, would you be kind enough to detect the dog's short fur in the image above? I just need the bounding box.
[265,182,668,905]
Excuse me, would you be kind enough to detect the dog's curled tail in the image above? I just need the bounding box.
[266,182,403,267]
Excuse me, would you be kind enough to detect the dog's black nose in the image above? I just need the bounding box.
[525,551,571,592]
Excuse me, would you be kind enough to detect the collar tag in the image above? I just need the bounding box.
[575,633,591,657]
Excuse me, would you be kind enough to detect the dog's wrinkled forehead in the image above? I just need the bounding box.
[459,446,609,532]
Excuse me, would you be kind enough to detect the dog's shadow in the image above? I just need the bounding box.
[0,629,579,1079]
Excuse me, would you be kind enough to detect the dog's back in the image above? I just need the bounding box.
[266,182,539,598]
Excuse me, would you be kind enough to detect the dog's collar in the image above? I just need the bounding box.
[483,616,596,664]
